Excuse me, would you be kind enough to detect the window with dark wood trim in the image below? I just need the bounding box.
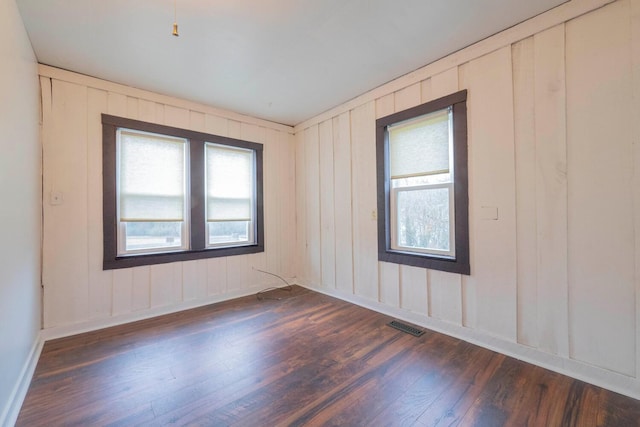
[376,90,469,275]
[102,114,264,270]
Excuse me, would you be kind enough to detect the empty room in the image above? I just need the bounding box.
[3,0,640,425]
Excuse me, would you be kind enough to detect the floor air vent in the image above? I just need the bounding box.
[387,320,425,337]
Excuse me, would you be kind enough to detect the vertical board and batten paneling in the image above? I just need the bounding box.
[333,112,355,294]
[205,113,228,135]
[138,99,156,124]
[512,36,538,348]
[44,80,90,327]
[533,25,569,357]
[374,92,395,121]
[378,263,400,308]
[206,258,227,297]
[131,266,151,311]
[319,120,336,289]
[150,263,175,308]
[305,125,322,285]
[182,260,207,302]
[400,266,428,315]
[350,102,379,301]
[566,0,635,376]
[263,127,278,282]
[428,68,464,326]
[376,93,400,308]
[277,131,296,280]
[512,25,569,356]
[249,239,268,286]
[263,127,279,283]
[41,70,296,332]
[86,87,112,319]
[295,131,307,283]
[395,82,421,110]
[463,47,518,342]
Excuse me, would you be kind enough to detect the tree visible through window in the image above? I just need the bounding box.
[376,90,469,275]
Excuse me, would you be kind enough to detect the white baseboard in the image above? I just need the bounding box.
[41,284,274,341]
[297,282,640,401]
[0,333,44,427]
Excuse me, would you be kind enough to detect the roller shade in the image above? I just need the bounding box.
[389,108,450,179]
[206,143,254,222]
[118,130,187,222]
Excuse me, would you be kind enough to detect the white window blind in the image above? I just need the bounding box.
[389,108,450,179]
[118,130,187,222]
[206,144,254,222]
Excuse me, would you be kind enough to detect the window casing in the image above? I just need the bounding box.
[103,114,264,270]
[376,90,469,275]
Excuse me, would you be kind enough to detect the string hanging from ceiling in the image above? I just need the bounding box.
[172,0,179,36]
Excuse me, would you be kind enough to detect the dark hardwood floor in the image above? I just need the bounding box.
[17,286,640,426]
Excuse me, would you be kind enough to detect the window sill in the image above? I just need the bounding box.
[378,249,470,275]
[104,244,264,270]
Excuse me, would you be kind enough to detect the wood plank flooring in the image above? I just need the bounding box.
[17,286,640,426]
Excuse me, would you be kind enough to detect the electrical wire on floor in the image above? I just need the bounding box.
[253,268,294,301]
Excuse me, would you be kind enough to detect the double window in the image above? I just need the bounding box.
[376,90,469,274]
[103,115,263,270]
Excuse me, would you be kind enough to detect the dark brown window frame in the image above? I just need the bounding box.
[376,90,470,275]
[102,114,264,270]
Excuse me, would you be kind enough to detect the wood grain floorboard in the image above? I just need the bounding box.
[16,286,640,426]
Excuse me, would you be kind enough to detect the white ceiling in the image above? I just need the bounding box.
[16,0,566,126]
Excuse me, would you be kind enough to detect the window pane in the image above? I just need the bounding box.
[206,144,254,222]
[397,187,451,252]
[124,221,183,251]
[119,130,187,221]
[208,221,250,246]
[389,108,450,179]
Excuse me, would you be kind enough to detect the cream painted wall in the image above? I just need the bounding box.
[294,0,640,398]
[39,67,296,337]
[0,0,41,424]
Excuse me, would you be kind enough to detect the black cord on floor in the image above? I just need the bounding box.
[253,268,293,301]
